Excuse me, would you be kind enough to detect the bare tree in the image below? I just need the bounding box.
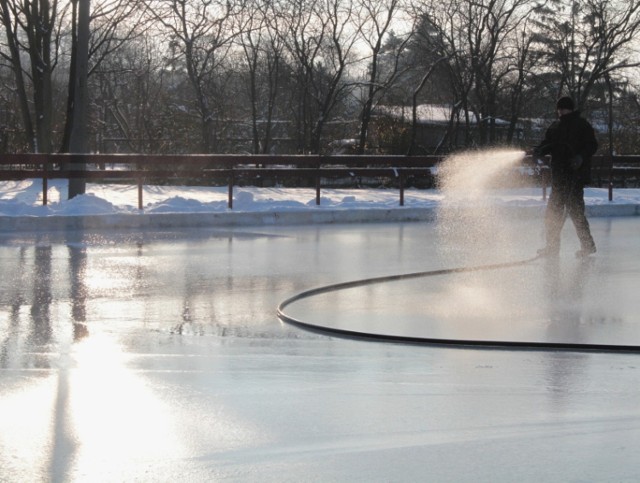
[463,0,536,144]
[411,0,475,148]
[0,0,66,152]
[280,0,359,153]
[238,0,286,154]
[95,35,192,154]
[238,7,265,154]
[61,0,148,153]
[411,0,536,147]
[0,0,144,154]
[143,0,247,152]
[407,55,449,154]
[353,0,412,154]
[533,0,640,109]
[67,0,90,198]
[503,23,544,142]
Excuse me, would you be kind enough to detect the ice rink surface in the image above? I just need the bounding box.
[1,216,640,481]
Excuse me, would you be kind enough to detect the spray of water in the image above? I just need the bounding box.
[432,148,538,323]
[436,147,528,264]
[438,148,527,197]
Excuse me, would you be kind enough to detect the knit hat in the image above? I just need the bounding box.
[556,96,574,110]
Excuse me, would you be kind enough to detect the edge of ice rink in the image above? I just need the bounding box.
[0,203,638,232]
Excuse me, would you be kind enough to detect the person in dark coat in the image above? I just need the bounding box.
[532,96,598,257]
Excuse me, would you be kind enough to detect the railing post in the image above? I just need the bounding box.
[608,153,614,201]
[42,160,48,206]
[608,182,613,201]
[228,170,234,209]
[137,176,143,210]
[399,170,404,206]
[315,159,322,205]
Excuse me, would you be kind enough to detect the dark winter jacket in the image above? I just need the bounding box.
[535,110,598,185]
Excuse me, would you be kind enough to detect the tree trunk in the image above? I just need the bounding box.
[68,0,90,199]
[28,0,53,153]
[0,0,36,150]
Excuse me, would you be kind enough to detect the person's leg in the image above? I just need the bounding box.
[539,184,568,256]
[568,183,596,256]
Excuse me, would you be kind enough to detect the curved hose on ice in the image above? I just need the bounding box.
[277,256,640,353]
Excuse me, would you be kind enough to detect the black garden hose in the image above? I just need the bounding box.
[277,256,640,354]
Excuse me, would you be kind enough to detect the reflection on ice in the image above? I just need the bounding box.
[0,377,56,481]
[63,333,181,480]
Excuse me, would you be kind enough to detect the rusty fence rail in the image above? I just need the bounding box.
[0,153,637,210]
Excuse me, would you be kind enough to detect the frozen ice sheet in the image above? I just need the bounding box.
[1,217,640,481]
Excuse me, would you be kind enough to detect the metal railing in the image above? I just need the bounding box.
[0,153,637,209]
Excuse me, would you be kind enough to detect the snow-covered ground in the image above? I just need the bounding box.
[1,178,639,220]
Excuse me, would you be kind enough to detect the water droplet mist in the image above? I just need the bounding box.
[436,148,530,265]
[429,147,546,324]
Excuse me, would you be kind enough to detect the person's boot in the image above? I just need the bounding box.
[575,243,596,258]
[537,245,559,257]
